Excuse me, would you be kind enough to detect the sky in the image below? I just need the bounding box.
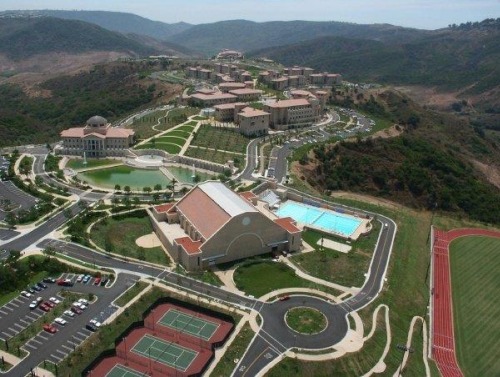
[0,0,499,30]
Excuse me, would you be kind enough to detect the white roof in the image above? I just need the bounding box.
[199,181,257,216]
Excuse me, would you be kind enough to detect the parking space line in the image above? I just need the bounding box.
[31,339,43,345]
[10,302,19,308]
[20,319,30,326]
[1,331,13,338]
[38,334,48,340]
[8,327,18,334]
[62,345,73,352]
[26,315,38,321]
[5,306,14,312]
[76,331,88,337]
[14,323,24,330]
[13,298,25,304]
[25,343,38,350]
[0,309,8,315]
[55,349,67,356]
[49,354,62,362]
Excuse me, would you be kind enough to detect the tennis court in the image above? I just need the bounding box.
[131,334,198,372]
[158,309,220,341]
[105,364,146,377]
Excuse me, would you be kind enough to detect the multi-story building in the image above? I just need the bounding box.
[236,107,270,136]
[189,92,238,107]
[59,116,134,157]
[271,77,289,91]
[228,88,263,102]
[213,103,248,122]
[219,82,246,93]
[264,98,320,130]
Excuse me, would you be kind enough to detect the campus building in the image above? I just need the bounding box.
[213,103,270,136]
[263,98,321,130]
[58,116,134,157]
[149,181,301,271]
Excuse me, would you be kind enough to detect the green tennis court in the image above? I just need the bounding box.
[158,309,220,341]
[105,364,146,377]
[131,334,198,371]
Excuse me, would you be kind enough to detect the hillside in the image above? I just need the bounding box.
[0,61,182,147]
[294,89,500,224]
[166,19,430,55]
[250,19,500,108]
[0,17,157,60]
[0,10,192,40]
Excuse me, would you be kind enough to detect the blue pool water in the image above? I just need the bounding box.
[275,201,362,237]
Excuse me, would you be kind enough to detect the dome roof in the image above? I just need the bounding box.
[86,115,108,126]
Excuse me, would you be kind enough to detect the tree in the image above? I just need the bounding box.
[124,186,131,195]
[112,196,120,207]
[42,247,56,260]
[114,184,121,192]
[154,184,162,192]
[168,178,178,198]
[132,197,140,206]
[153,193,160,202]
[143,186,152,194]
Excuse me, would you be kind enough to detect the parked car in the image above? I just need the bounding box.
[78,298,89,306]
[86,323,98,332]
[54,317,67,326]
[90,319,101,328]
[82,275,91,284]
[39,304,50,312]
[76,274,84,283]
[49,297,60,305]
[94,277,101,286]
[36,282,47,289]
[45,301,55,308]
[29,301,38,310]
[63,310,75,318]
[21,291,31,298]
[57,278,73,287]
[43,323,57,334]
[32,285,42,292]
[73,302,86,310]
[43,277,56,284]
[28,288,36,294]
[100,277,109,286]
[70,306,82,315]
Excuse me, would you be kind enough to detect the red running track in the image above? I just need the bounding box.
[431,228,500,377]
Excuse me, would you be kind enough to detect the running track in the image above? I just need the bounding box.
[431,228,500,377]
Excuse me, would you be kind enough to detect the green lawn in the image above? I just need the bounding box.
[155,135,187,143]
[189,125,250,154]
[291,222,380,288]
[135,142,182,154]
[91,212,170,265]
[286,307,327,335]
[175,125,196,133]
[66,158,119,171]
[450,236,500,377]
[185,147,245,167]
[114,281,150,307]
[165,130,191,138]
[233,261,340,297]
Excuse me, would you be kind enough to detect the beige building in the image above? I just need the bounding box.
[228,88,263,102]
[189,92,237,107]
[219,82,246,93]
[59,116,134,157]
[264,98,320,130]
[236,107,270,136]
[149,182,301,271]
[214,102,248,122]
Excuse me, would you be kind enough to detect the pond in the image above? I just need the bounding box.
[77,165,214,190]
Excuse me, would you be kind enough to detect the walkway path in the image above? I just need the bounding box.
[431,227,500,377]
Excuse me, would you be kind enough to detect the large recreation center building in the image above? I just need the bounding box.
[149,181,302,271]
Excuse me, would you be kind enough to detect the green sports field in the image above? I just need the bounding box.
[450,235,500,377]
[158,309,219,341]
[105,364,145,377]
[131,334,198,371]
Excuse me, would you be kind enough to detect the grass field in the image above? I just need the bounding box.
[91,213,170,265]
[114,281,150,307]
[135,142,182,154]
[291,222,381,288]
[450,235,500,377]
[233,261,341,297]
[185,147,245,167]
[286,307,327,335]
[189,125,250,154]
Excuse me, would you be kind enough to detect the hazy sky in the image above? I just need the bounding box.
[1,0,499,29]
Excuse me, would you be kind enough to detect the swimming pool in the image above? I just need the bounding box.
[275,201,362,237]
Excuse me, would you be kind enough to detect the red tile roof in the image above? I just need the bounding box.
[175,187,231,239]
[239,191,257,202]
[274,217,301,233]
[154,203,175,213]
[175,237,202,255]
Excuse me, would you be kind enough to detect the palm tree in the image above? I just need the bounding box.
[168,178,178,198]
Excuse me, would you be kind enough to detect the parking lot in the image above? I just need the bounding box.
[0,180,39,222]
[0,272,135,368]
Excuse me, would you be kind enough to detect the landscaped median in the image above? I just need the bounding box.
[285,307,327,335]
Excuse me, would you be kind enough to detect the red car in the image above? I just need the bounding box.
[71,306,82,315]
[39,303,50,312]
[43,323,57,334]
[94,277,101,286]
[44,301,55,308]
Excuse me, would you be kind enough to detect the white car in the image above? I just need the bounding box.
[78,298,89,306]
[54,317,67,326]
[21,291,31,298]
[76,274,84,282]
[63,310,75,317]
[73,302,86,310]
[49,297,60,304]
[90,319,101,328]
[29,301,38,309]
